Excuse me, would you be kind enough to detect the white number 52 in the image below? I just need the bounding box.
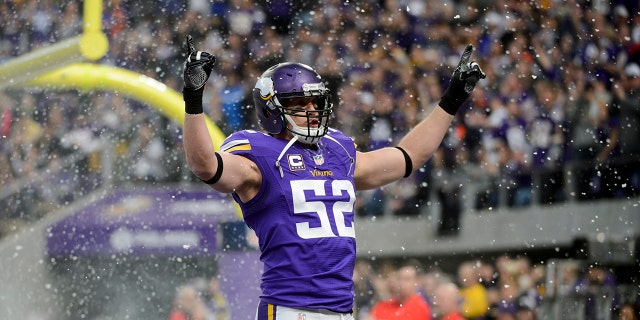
[290,180,356,239]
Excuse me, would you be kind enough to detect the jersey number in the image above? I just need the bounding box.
[290,180,356,239]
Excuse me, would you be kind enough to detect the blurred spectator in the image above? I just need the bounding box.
[516,301,538,320]
[186,276,231,320]
[353,259,377,319]
[458,261,489,319]
[470,138,501,210]
[202,278,230,320]
[432,147,463,236]
[168,285,210,320]
[371,261,397,303]
[495,277,520,320]
[618,303,639,320]
[367,263,432,320]
[126,118,169,183]
[528,79,565,205]
[217,70,248,135]
[584,80,620,200]
[556,260,584,296]
[566,80,610,201]
[577,265,619,320]
[264,0,293,35]
[610,63,640,197]
[55,1,82,39]
[361,85,400,152]
[420,267,453,308]
[432,282,465,320]
[493,99,532,208]
[478,260,501,318]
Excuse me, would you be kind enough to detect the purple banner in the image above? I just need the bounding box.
[46,186,238,256]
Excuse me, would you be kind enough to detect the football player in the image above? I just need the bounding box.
[181,35,485,318]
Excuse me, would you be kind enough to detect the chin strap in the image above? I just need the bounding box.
[283,113,323,145]
[275,135,299,178]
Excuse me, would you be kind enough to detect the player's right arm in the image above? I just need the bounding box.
[182,35,261,201]
[355,45,485,190]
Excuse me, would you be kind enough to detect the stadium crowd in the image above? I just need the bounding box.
[162,254,639,319]
[1,0,640,232]
[352,256,639,320]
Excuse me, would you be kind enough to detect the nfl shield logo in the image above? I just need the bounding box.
[313,154,324,166]
[297,313,306,320]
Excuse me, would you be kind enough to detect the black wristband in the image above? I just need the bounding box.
[438,90,468,115]
[183,86,204,114]
[395,146,413,178]
[200,152,223,184]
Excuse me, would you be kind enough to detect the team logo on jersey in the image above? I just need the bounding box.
[287,154,305,171]
[313,153,325,166]
[297,313,306,320]
[309,169,333,177]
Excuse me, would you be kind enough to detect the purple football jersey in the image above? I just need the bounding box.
[220,128,357,312]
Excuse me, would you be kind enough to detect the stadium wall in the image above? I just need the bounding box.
[355,198,639,259]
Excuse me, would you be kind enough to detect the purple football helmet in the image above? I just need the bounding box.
[253,62,333,144]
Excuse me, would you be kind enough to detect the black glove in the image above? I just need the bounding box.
[439,44,486,115]
[183,34,216,114]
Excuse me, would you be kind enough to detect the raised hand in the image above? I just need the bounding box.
[439,44,486,115]
[183,34,216,91]
[182,35,216,114]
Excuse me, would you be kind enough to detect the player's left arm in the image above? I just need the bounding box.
[353,108,454,190]
[354,45,485,190]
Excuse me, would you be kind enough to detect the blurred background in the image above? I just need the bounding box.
[0,0,639,319]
